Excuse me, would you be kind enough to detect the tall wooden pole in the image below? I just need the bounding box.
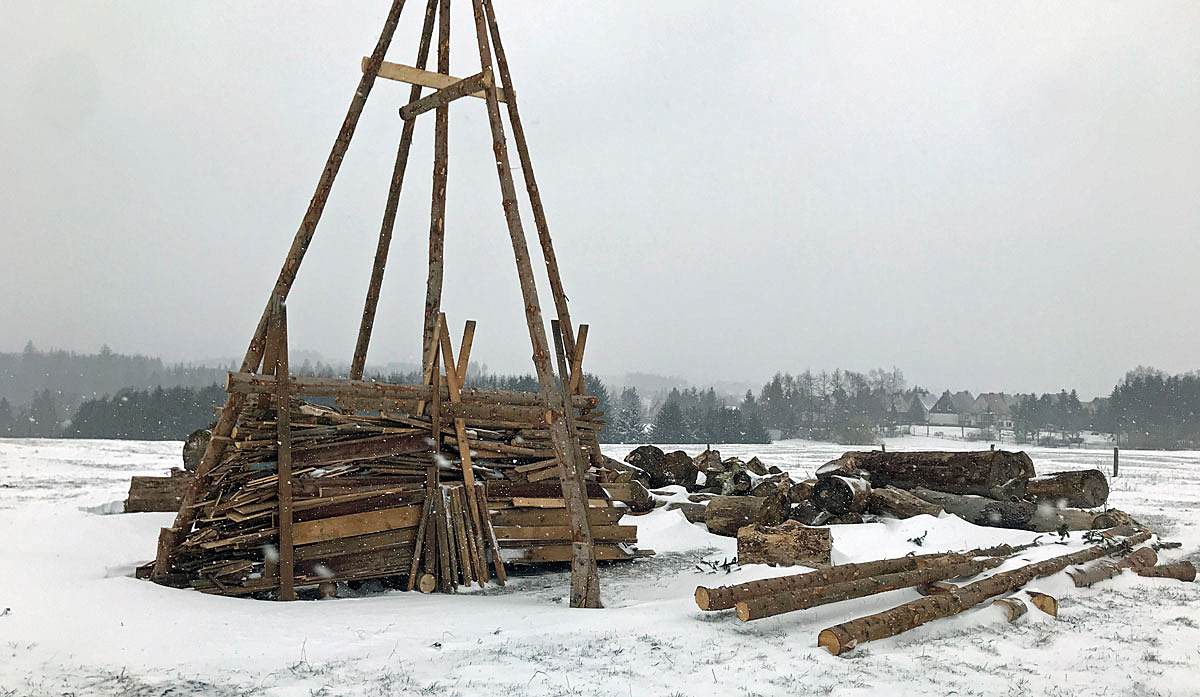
[272,297,297,601]
[351,0,440,380]
[153,0,410,578]
[482,0,577,360]
[421,0,452,365]
[468,0,600,607]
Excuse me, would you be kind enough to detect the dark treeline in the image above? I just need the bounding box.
[753,368,908,444]
[1106,367,1200,448]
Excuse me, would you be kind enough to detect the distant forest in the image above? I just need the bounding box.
[3,344,1199,449]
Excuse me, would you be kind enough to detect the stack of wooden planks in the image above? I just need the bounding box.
[486,480,651,564]
[144,391,648,597]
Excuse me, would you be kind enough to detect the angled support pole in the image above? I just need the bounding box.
[399,69,493,120]
[153,0,410,579]
[351,0,440,381]
[468,0,600,608]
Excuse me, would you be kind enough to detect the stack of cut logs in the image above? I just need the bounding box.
[696,524,1197,654]
[140,388,650,597]
[619,446,1132,540]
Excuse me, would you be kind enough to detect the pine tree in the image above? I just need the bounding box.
[0,397,13,436]
[652,398,689,444]
[611,387,644,443]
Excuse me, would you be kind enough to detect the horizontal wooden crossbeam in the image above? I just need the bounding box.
[363,57,506,102]
[399,69,493,120]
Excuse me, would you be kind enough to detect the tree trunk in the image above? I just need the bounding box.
[909,488,1116,532]
[704,494,784,537]
[818,450,1034,499]
[695,546,1019,611]
[736,557,1003,622]
[868,486,943,519]
[666,501,708,524]
[1135,561,1197,581]
[789,479,816,503]
[737,520,831,567]
[1026,469,1109,508]
[993,597,1027,622]
[818,530,1152,655]
[811,476,872,515]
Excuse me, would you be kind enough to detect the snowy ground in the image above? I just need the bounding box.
[1,436,1198,697]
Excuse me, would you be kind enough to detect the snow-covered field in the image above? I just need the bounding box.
[1,436,1198,697]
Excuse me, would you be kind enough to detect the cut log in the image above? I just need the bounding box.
[737,520,831,567]
[661,450,700,490]
[695,546,1018,611]
[749,474,793,500]
[126,470,193,513]
[182,427,213,472]
[1135,561,1197,581]
[1026,469,1109,509]
[818,450,1034,499]
[909,488,1116,532]
[745,457,769,476]
[789,479,816,503]
[787,501,826,526]
[624,445,665,484]
[811,476,871,515]
[736,556,1003,622]
[1067,546,1157,587]
[704,494,784,537]
[868,486,943,519]
[666,501,708,524]
[693,449,723,473]
[994,597,1027,623]
[1025,591,1058,616]
[817,529,1151,655]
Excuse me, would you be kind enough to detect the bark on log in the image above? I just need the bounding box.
[818,450,1034,499]
[745,457,769,476]
[868,486,943,519]
[695,546,1018,611]
[787,501,826,526]
[817,529,1152,655]
[909,488,1116,532]
[994,597,1027,623]
[1135,561,1197,581]
[704,494,784,537]
[736,556,1003,622]
[661,450,700,490]
[1067,546,1157,587]
[789,479,817,503]
[811,476,872,515]
[182,427,212,472]
[748,474,792,500]
[737,520,831,567]
[1026,469,1110,508]
[693,449,722,473]
[624,445,664,480]
[666,501,708,524]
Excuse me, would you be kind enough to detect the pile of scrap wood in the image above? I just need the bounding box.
[142,389,650,597]
[695,524,1196,654]
[810,450,1128,532]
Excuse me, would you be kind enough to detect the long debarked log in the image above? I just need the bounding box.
[1026,469,1110,508]
[695,545,1020,611]
[736,556,1004,622]
[909,488,1121,532]
[1067,546,1157,587]
[818,450,1034,499]
[817,529,1152,655]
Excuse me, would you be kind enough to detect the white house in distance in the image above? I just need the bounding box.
[925,391,1021,428]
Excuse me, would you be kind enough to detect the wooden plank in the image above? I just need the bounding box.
[367,58,506,102]
[292,505,422,546]
[510,497,611,509]
[489,507,624,527]
[567,324,588,395]
[493,525,637,542]
[475,481,506,585]
[505,543,634,564]
[486,479,607,499]
[406,496,434,591]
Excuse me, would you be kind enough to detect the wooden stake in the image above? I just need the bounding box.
[351,0,440,381]
[154,0,409,578]
[272,297,296,602]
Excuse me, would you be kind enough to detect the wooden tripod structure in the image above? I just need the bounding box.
[151,0,602,608]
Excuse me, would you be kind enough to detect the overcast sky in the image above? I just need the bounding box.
[2,1,1198,397]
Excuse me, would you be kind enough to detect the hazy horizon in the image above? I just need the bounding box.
[3,2,1198,400]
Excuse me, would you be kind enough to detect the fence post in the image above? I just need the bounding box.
[1113,446,1119,478]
